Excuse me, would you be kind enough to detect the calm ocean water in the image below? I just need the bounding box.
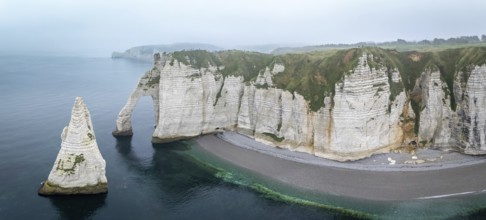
[1,55,486,220]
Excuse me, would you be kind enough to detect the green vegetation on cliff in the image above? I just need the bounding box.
[274,49,361,111]
[434,47,486,111]
[272,35,486,55]
[171,50,274,82]
[171,49,362,111]
[170,47,486,113]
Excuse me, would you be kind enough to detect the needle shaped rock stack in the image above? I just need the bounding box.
[39,97,108,195]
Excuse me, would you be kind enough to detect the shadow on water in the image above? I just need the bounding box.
[114,137,219,204]
[114,136,134,156]
[113,137,369,220]
[149,141,215,193]
[49,194,107,220]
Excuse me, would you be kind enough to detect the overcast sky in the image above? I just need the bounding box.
[1,0,485,57]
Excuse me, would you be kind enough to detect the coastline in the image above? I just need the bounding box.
[217,132,486,172]
[192,132,486,201]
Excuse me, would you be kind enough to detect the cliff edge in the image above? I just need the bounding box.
[114,47,486,161]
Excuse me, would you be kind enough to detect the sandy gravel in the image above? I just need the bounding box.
[193,132,486,201]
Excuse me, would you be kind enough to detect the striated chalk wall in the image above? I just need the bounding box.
[114,52,486,161]
[454,65,486,154]
[40,97,107,195]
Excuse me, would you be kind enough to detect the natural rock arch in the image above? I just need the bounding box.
[113,54,162,136]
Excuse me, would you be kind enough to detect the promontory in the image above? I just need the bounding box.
[113,47,486,161]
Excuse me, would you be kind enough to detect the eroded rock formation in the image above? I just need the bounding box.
[39,97,107,195]
[114,48,486,161]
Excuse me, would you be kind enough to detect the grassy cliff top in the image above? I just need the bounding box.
[169,47,486,111]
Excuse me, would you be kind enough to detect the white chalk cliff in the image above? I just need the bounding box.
[114,49,486,161]
[112,43,222,62]
[454,65,486,154]
[39,97,107,195]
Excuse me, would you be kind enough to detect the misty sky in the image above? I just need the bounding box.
[1,0,485,57]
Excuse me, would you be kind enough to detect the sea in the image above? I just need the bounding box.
[0,55,485,220]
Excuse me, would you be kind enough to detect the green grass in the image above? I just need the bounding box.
[55,154,85,175]
[217,50,275,82]
[272,40,486,55]
[171,50,274,82]
[434,47,486,111]
[168,47,486,114]
[263,132,284,142]
[273,49,361,111]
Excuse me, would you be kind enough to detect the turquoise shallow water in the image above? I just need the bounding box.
[0,56,485,219]
[187,139,486,219]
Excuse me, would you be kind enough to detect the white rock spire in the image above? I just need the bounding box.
[39,97,108,195]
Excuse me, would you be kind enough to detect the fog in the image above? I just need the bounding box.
[1,0,485,57]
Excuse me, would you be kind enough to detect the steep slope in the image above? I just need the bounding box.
[40,97,108,195]
[114,47,486,161]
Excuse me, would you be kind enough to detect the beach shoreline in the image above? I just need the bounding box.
[192,132,486,201]
[217,132,486,172]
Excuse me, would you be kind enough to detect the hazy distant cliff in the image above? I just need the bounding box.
[114,47,486,161]
[112,43,221,62]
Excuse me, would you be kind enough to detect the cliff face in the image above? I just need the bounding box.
[114,48,486,161]
[114,54,162,136]
[40,97,107,195]
[454,65,486,154]
[112,43,221,62]
[416,70,453,147]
